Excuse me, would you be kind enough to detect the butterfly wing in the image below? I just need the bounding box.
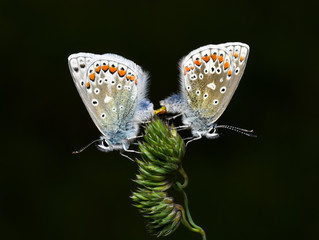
[223,42,250,103]
[68,53,152,143]
[179,43,249,124]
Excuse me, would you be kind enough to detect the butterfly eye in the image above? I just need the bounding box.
[112,107,116,112]
[94,88,100,94]
[203,93,208,99]
[98,79,103,85]
[196,90,200,95]
[102,139,109,147]
[199,73,203,79]
[119,106,124,110]
[117,84,122,90]
[101,113,106,119]
[186,86,191,91]
[216,67,221,74]
[235,67,240,75]
[213,99,219,105]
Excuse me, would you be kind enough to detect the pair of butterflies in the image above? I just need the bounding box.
[68,42,250,154]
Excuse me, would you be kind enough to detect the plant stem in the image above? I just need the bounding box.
[179,167,189,188]
[175,182,206,240]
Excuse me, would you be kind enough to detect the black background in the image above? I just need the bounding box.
[1,0,318,239]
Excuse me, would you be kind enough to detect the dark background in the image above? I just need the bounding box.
[1,0,318,239]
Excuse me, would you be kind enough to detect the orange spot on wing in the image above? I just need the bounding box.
[218,56,224,63]
[224,61,230,69]
[234,52,239,58]
[126,75,131,80]
[202,55,210,62]
[102,65,109,72]
[95,66,101,73]
[109,66,117,73]
[135,79,138,84]
[86,82,90,88]
[185,66,190,72]
[194,59,201,66]
[228,70,232,76]
[190,66,194,70]
[118,69,126,77]
[211,54,217,61]
[89,73,95,81]
[240,56,245,61]
[130,75,136,81]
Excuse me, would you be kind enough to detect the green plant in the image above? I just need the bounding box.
[131,117,206,239]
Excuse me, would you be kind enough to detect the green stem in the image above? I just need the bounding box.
[176,182,206,240]
[179,167,189,188]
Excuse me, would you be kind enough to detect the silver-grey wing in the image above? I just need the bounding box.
[179,43,249,124]
[68,53,153,142]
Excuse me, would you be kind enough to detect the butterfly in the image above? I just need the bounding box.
[159,42,252,142]
[68,53,153,154]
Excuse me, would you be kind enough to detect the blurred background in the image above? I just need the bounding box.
[1,0,318,239]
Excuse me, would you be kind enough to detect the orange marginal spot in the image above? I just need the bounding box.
[224,61,230,69]
[240,56,245,61]
[184,69,186,75]
[234,52,239,58]
[228,70,232,76]
[102,65,109,72]
[109,66,117,73]
[95,66,101,73]
[89,73,95,81]
[130,75,136,81]
[211,54,217,61]
[185,66,190,72]
[218,56,224,63]
[118,69,126,77]
[202,55,210,62]
[126,75,131,80]
[86,82,90,88]
[135,79,138,85]
[190,66,194,70]
[194,59,201,66]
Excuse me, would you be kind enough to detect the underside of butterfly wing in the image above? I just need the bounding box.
[68,53,153,146]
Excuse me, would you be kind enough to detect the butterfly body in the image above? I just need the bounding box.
[68,53,153,152]
[161,42,250,139]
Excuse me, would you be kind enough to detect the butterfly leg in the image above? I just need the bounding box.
[123,143,142,154]
[167,112,184,121]
[119,151,135,162]
[185,132,202,147]
[127,135,143,141]
[173,124,191,131]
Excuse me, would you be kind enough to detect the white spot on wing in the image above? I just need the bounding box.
[104,94,113,103]
[207,81,216,90]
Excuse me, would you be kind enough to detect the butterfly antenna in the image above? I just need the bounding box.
[72,139,101,154]
[215,125,257,138]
